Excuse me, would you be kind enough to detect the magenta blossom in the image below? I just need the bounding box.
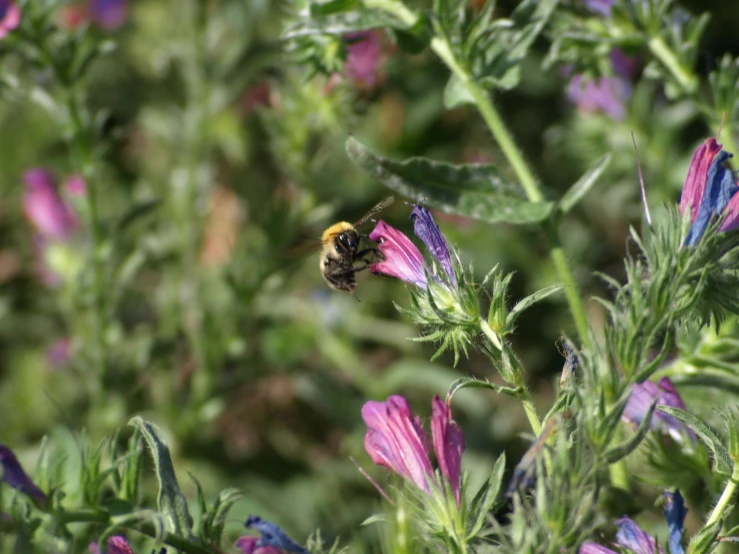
[369,220,428,288]
[679,138,739,246]
[343,31,384,87]
[23,169,80,241]
[236,537,283,554]
[622,377,695,444]
[89,536,134,554]
[580,491,687,554]
[0,445,46,504]
[0,1,20,40]
[362,394,465,504]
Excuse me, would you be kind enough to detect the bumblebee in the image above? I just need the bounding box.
[318,196,394,295]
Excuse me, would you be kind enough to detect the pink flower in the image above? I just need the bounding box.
[362,395,466,504]
[0,1,20,40]
[343,31,384,87]
[368,221,427,288]
[622,377,695,444]
[89,536,134,554]
[236,537,283,554]
[431,395,464,505]
[22,169,79,241]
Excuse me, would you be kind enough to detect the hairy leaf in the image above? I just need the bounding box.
[346,137,554,223]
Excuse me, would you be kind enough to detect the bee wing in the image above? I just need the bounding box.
[353,196,395,228]
[285,239,324,258]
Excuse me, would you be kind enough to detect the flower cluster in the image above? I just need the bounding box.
[369,204,480,362]
[679,138,739,246]
[362,394,465,505]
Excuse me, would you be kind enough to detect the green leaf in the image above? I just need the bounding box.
[204,488,242,544]
[603,400,656,463]
[657,406,733,474]
[670,371,739,396]
[283,11,408,39]
[128,417,194,536]
[687,518,723,554]
[467,453,506,540]
[443,74,475,109]
[558,153,612,213]
[506,285,563,329]
[346,137,554,224]
[309,0,361,17]
[448,377,522,402]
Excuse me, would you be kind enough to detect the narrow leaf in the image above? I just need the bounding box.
[506,285,563,328]
[309,0,361,17]
[687,518,723,554]
[346,137,554,224]
[559,153,612,213]
[603,400,656,463]
[657,406,732,474]
[443,74,475,109]
[467,453,506,539]
[448,377,522,402]
[283,11,408,39]
[128,417,194,536]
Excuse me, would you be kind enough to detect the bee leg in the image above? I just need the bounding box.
[355,247,383,262]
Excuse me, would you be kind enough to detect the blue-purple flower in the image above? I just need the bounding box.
[580,491,686,554]
[370,204,458,289]
[679,138,739,246]
[0,445,46,504]
[0,0,20,40]
[583,0,614,17]
[88,0,128,29]
[363,395,465,505]
[566,49,638,120]
[622,377,695,444]
[242,516,308,554]
[88,536,134,554]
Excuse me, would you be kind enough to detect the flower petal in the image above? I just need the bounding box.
[578,544,618,554]
[616,517,660,554]
[369,221,427,288]
[0,445,46,504]
[410,205,457,288]
[664,491,687,554]
[431,395,465,505]
[686,149,737,245]
[22,169,79,240]
[362,395,434,492]
[245,515,308,554]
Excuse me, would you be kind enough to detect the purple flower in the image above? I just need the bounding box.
[362,395,434,493]
[507,416,561,497]
[362,395,466,502]
[579,491,686,554]
[679,138,739,246]
[88,536,134,554]
[236,536,282,554]
[566,50,637,120]
[369,220,428,288]
[47,337,72,369]
[242,516,307,554]
[411,204,457,288]
[370,205,459,289]
[343,31,384,87]
[88,0,128,30]
[0,0,20,40]
[583,0,614,17]
[431,395,465,505]
[22,169,79,241]
[0,445,46,504]
[622,377,695,444]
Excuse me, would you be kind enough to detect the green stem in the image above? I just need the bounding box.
[480,320,541,435]
[705,466,739,529]
[648,36,698,95]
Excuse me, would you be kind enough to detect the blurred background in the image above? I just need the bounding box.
[1,0,739,551]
